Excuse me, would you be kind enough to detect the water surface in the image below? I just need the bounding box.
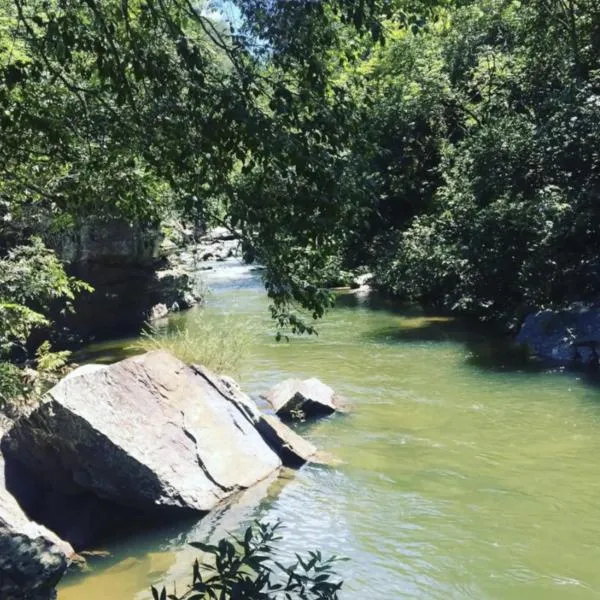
[59,260,600,599]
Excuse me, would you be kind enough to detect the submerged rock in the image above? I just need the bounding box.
[264,378,342,421]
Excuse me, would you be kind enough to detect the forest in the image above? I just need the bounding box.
[1,0,599,391]
[2,2,600,599]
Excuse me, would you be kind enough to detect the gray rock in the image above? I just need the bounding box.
[517,306,600,364]
[149,303,169,321]
[263,378,341,421]
[4,352,282,515]
[255,415,317,468]
[193,367,319,468]
[62,364,107,382]
[0,426,74,600]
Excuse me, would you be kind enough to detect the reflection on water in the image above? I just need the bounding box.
[61,260,600,599]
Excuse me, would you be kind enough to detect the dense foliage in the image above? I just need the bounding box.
[1,0,600,372]
[0,237,90,408]
[152,521,345,600]
[355,0,600,324]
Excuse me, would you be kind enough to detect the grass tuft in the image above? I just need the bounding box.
[133,314,251,375]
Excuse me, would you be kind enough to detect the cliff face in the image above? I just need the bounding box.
[49,218,200,341]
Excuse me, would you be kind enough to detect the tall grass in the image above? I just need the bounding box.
[133,314,252,375]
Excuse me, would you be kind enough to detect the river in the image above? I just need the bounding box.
[58,260,600,599]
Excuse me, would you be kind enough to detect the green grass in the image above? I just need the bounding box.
[132,314,252,375]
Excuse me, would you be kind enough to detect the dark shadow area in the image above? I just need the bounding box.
[72,339,140,365]
[361,310,549,374]
[1,438,203,551]
[340,290,600,385]
[57,470,297,592]
[335,289,426,317]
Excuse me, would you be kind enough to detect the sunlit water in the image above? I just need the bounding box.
[59,260,600,599]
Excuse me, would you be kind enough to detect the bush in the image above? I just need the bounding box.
[152,521,346,600]
[0,237,91,409]
[367,1,600,325]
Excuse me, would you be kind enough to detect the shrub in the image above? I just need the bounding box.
[151,521,346,600]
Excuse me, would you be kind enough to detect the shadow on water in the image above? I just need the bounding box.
[336,289,426,317]
[59,469,300,595]
[341,291,549,374]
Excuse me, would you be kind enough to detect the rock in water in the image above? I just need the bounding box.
[517,306,600,365]
[4,351,282,515]
[192,366,318,468]
[264,378,341,421]
[255,415,318,468]
[0,431,74,600]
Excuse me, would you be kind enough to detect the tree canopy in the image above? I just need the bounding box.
[1,0,600,355]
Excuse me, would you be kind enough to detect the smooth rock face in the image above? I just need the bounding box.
[194,367,318,467]
[256,415,317,468]
[0,429,73,600]
[4,352,282,517]
[264,378,340,421]
[517,306,600,364]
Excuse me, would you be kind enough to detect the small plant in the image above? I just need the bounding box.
[132,315,251,375]
[151,521,346,600]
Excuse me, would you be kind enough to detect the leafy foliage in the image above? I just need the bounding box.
[3,0,600,341]
[0,237,90,407]
[360,0,600,324]
[152,521,346,600]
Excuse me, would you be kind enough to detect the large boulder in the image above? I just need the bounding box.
[263,378,342,421]
[3,352,283,518]
[517,305,600,365]
[0,428,74,600]
[3,353,320,545]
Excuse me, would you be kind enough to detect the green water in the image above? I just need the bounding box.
[58,263,600,599]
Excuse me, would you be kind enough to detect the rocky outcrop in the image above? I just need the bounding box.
[49,218,201,340]
[0,352,322,596]
[3,353,318,549]
[0,425,74,600]
[263,378,342,421]
[517,305,600,365]
[4,353,282,516]
[167,226,241,273]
